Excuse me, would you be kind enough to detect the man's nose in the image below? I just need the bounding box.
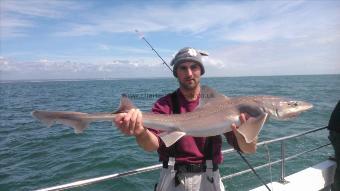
[186,68,193,76]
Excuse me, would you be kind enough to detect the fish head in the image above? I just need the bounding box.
[260,97,313,120]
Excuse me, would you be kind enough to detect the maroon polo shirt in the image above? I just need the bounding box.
[148,89,240,164]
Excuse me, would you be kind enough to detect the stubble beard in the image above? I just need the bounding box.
[179,78,200,91]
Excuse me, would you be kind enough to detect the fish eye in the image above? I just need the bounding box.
[288,101,298,107]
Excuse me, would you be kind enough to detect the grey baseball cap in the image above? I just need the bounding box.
[170,47,208,77]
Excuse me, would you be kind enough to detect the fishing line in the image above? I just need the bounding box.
[135,29,173,72]
[264,142,274,191]
[237,151,272,191]
[135,30,272,190]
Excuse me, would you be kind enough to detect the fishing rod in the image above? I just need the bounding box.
[134,29,173,72]
[135,30,271,191]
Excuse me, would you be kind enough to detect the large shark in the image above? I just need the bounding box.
[32,86,313,147]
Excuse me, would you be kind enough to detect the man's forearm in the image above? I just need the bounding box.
[135,128,159,152]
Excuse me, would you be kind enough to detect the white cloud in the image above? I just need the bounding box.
[0,56,173,80]
[1,0,75,18]
[0,57,16,71]
[98,44,112,51]
[53,2,247,36]
[203,57,225,69]
[42,0,340,52]
[96,45,152,55]
[0,56,165,75]
[0,15,35,37]
[210,36,340,76]
[2,1,339,42]
[0,0,87,38]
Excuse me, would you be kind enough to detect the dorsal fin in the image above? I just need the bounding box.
[198,85,228,108]
[113,94,137,114]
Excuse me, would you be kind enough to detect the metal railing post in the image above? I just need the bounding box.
[279,141,289,184]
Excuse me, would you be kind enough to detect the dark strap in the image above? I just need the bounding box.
[171,90,180,114]
[204,136,214,160]
[168,91,180,158]
[163,161,218,172]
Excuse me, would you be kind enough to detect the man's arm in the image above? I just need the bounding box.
[114,109,159,152]
[135,128,159,152]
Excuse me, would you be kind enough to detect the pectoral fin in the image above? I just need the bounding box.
[236,113,268,143]
[159,130,186,147]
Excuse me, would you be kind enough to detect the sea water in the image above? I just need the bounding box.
[0,75,339,191]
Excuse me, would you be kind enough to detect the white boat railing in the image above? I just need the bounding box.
[36,126,330,191]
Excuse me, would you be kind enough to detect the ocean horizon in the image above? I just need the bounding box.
[1,73,339,83]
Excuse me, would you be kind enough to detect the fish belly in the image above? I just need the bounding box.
[180,118,235,137]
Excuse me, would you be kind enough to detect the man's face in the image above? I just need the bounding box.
[176,62,201,90]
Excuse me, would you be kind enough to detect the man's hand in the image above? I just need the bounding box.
[230,113,249,133]
[113,109,159,152]
[113,109,146,137]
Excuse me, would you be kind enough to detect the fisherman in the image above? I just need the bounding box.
[328,101,340,191]
[114,47,258,191]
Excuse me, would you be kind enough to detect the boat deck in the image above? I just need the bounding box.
[251,160,336,191]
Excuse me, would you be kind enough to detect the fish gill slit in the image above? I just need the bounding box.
[275,108,279,117]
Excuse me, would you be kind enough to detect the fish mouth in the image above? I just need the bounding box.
[286,102,313,119]
[301,102,314,111]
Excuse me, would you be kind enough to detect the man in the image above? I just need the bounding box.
[328,101,340,191]
[114,47,257,191]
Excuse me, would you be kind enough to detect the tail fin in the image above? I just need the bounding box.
[113,94,137,114]
[32,110,89,133]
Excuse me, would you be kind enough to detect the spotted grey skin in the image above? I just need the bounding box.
[32,86,313,147]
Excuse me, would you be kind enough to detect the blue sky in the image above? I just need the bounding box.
[1,0,340,80]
